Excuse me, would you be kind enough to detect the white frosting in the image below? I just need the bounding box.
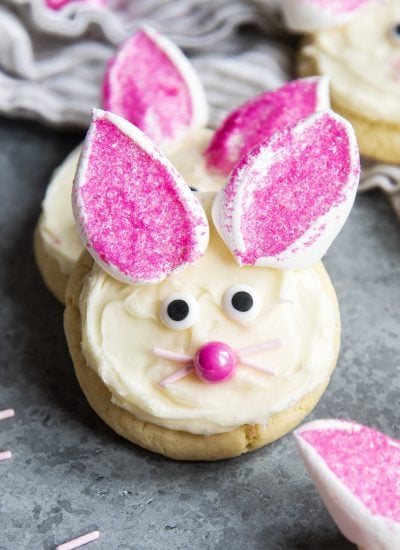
[304,0,400,124]
[295,419,400,550]
[38,128,224,276]
[39,146,83,275]
[79,195,339,436]
[282,0,372,33]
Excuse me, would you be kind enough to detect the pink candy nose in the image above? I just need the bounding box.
[194,341,237,383]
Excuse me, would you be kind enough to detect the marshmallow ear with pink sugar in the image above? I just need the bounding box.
[295,419,400,550]
[73,109,209,285]
[212,110,360,270]
[282,0,374,32]
[102,26,208,146]
[205,77,330,177]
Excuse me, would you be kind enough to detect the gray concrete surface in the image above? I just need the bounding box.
[0,115,399,550]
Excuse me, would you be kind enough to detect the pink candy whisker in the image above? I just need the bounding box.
[238,339,282,356]
[0,409,15,421]
[153,348,192,363]
[56,530,100,550]
[159,365,194,387]
[237,357,276,376]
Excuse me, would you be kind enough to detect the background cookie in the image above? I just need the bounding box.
[283,0,400,163]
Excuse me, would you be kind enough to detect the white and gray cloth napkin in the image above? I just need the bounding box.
[0,0,398,214]
[0,0,290,126]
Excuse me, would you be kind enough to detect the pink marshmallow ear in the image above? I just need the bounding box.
[295,419,400,549]
[205,77,330,177]
[73,109,209,285]
[212,110,360,269]
[102,26,208,146]
[282,0,374,32]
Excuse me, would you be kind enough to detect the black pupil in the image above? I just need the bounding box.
[231,291,253,312]
[394,24,400,35]
[167,299,189,321]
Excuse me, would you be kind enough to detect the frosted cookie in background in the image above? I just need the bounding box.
[282,0,400,164]
[295,419,400,550]
[63,105,359,460]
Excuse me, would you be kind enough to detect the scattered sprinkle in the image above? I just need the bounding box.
[0,409,15,421]
[56,530,100,550]
[0,450,12,462]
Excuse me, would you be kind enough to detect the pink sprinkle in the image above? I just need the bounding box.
[221,111,359,264]
[75,114,208,284]
[299,0,368,13]
[56,530,99,550]
[103,29,192,143]
[300,424,400,522]
[0,450,12,462]
[0,409,14,421]
[205,78,329,176]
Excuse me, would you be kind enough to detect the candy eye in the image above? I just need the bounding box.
[160,292,199,330]
[391,23,400,41]
[222,284,261,324]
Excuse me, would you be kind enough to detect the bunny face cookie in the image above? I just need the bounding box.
[64,107,359,461]
[283,0,400,163]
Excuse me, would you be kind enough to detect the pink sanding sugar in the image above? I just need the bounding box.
[299,0,369,12]
[224,113,358,263]
[77,117,206,282]
[102,30,192,144]
[205,78,326,177]
[300,424,400,522]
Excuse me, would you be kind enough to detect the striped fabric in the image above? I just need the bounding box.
[0,0,397,211]
[0,0,291,126]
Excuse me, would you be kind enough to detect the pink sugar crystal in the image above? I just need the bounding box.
[102,28,205,144]
[74,111,208,284]
[205,77,329,177]
[299,422,400,522]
